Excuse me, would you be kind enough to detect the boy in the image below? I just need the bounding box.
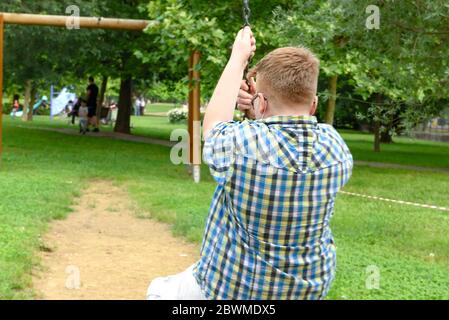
[69,98,81,125]
[78,100,89,135]
[147,27,353,300]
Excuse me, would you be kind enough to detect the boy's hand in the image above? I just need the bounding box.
[230,26,256,67]
[237,78,256,119]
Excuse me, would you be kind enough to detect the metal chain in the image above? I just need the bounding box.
[242,0,252,119]
[242,0,252,78]
[243,0,251,27]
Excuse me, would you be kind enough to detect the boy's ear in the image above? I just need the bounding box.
[310,96,318,116]
[261,93,269,114]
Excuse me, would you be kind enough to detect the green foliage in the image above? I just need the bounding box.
[2,103,13,115]
[1,0,104,91]
[137,0,227,96]
[137,0,295,98]
[272,0,449,141]
[270,1,349,77]
[2,0,448,142]
[147,81,188,103]
[1,0,157,106]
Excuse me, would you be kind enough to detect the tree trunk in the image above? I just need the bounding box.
[373,121,381,152]
[27,85,37,121]
[325,75,338,125]
[380,112,394,143]
[22,80,32,122]
[373,94,383,152]
[421,121,427,132]
[96,75,108,126]
[114,76,132,134]
[380,130,393,144]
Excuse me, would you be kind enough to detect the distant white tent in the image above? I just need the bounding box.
[50,88,76,116]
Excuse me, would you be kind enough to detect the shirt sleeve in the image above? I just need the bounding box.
[203,121,239,185]
[203,120,264,184]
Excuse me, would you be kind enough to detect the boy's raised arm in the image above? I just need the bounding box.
[202,27,256,139]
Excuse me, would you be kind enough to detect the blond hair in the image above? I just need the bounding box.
[249,47,320,106]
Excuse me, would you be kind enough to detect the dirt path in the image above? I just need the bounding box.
[32,181,199,300]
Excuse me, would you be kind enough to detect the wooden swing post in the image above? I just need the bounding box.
[188,50,201,183]
[0,14,4,164]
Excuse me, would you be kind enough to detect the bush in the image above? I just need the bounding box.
[2,103,13,115]
[168,106,188,124]
[36,107,50,116]
[167,106,243,124]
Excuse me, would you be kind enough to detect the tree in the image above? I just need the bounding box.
[343,0,449,150]
[85,0,157,134]
[137,0,295,100]
[1,0,104,120]
[269,1,352,126]
[272,0,449,151]
[2,0,154,133]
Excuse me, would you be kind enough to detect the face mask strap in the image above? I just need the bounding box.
[260,106,267,120]
[251,93,268,120]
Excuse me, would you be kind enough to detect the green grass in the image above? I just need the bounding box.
[13,113,449,169]
[8,114,184,142]
[330,167,449,299]
[1,115,449,299]
[145,102,180,114]
[130,116,186,141]
[340,130,449,169]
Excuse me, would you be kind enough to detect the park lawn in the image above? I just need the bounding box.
[1,118,449,299]
[340,130,449,169]
[145,102,180,114]
[130,116,186,141]
[7,115,184,142]
[11,114,449,169]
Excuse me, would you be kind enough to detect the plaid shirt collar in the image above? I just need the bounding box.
[259,115,318,126]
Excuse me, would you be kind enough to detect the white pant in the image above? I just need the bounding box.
[146,264,206,300]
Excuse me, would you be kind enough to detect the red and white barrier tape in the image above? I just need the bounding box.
[340,191,449,212]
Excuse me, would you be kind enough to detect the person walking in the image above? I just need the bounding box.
[86,76,100,132]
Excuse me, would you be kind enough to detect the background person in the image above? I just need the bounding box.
[11,94,20,119]
[86,76,100,132]
[78,99,89,135]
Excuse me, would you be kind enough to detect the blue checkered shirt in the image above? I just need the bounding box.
[193,116,353,300]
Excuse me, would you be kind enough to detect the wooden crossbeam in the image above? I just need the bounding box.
[1,12,155,30]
